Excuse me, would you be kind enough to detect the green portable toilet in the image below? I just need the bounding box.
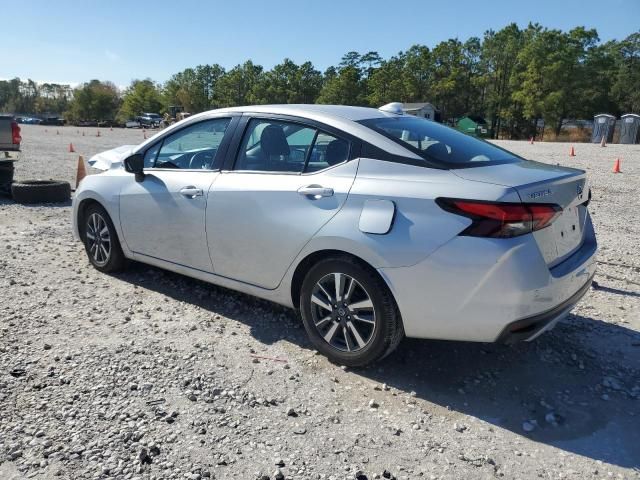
[457,116,490,138]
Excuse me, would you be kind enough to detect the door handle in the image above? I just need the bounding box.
[179,186,203,198]
[298,185,334,199]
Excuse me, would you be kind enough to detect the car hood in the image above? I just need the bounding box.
[88,145,137,171]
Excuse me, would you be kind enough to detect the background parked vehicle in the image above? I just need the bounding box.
[18,117,42,125]
[98,120,122,128]
[161,106,192,127]
[0,114,21,196]
[40,116,65,126]
[125,119,141,128]
[72,120,98,127]
[137,113,162,128]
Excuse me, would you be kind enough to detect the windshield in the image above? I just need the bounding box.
[359,116,521,168]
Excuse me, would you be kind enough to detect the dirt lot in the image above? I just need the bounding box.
[1,124,639,480]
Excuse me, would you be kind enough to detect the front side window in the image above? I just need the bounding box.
[235,119,350,173]
[359,116,520,168]
[145,118,231,170]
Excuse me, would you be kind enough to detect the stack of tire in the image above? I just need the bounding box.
[0,162,70,203]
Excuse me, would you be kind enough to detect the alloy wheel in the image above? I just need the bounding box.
[310,272,376,352]
[85,212,111,266]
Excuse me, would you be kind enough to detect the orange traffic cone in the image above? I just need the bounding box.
[569,146,576,157]
[143,131,147,139]
[529,137,534,144]
[76,155,87,187]
[613,158,621,173]
[56,130,60,135]
[69,143,75,153]
[82,131,85,137]
[96,130,101,137]
[600,136,606,147]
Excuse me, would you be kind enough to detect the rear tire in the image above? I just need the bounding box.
[300,256,404,367]
[80,204,126,273]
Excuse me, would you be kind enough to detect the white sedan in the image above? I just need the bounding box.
[72,104,597,366]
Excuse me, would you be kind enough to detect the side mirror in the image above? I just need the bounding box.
[124,153,145,182]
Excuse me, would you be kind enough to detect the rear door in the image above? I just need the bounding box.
[207,115,358,289]
[119,116,237,272]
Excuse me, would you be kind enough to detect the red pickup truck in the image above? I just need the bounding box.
[0,115,21,195]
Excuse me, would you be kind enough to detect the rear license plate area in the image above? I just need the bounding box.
[553,205,582,258]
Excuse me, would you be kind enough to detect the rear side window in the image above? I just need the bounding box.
[234,119,350,173]
[306,132,350,173]
[359,116,520,168]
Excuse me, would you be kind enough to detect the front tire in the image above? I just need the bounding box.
[300,256,403,367]
[81,204,126,273]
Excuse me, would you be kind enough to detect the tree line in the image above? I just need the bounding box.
[1,23,638,139]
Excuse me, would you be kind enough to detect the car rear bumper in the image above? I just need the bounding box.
[378,213,597,342]
[496,270,594,343]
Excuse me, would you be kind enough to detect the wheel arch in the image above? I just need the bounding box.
[75,196,126,255]
[289,248,400,315]
[76,198,102,238]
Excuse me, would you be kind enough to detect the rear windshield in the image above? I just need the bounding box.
[359,116,521,168]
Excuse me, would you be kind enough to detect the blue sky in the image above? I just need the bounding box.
[4,0,639,87]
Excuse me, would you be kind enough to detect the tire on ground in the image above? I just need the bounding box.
[11,180,71,204]
[81,202,127,273]
[299,255,404,367]
[0,161,14,197]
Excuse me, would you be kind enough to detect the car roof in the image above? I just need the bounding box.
[211,104,391,122]
[138,104,423,160]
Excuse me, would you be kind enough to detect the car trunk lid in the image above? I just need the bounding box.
[452,160,589,267]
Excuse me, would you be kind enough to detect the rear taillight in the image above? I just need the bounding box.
[436,198,562,238]
[11,121,21,145]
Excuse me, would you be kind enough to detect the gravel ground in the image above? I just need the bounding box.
[1,125,639,480]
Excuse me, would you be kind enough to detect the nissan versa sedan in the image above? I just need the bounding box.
[72,103,597,366]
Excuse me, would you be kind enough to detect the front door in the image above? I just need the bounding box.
[207,117,357,288]
[119,117,235,272]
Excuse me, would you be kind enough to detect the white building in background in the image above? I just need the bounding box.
[402,102,439,121]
